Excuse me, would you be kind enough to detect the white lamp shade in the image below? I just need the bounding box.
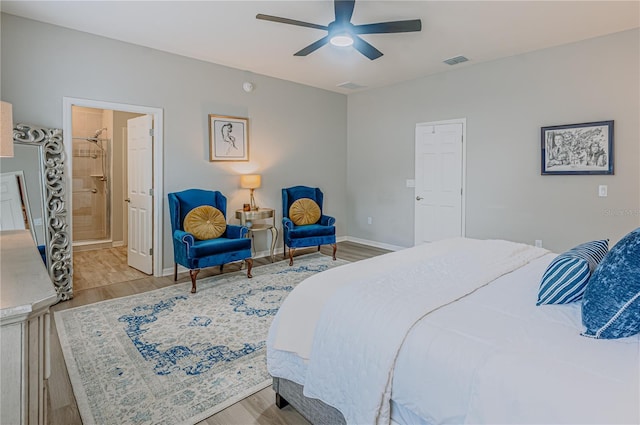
[0,101,14,158]
[240,174,261,189]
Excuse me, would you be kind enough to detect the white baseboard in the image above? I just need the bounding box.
[343,236,406,252]
[161,235,404,276]
[162,264,184,277]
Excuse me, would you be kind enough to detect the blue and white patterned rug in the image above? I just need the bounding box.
[55,253,348,425]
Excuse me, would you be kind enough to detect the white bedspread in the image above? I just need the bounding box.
[270,238,464,359]
[273,238,548,425]
[268,244,640,424]
[391,253,640,424]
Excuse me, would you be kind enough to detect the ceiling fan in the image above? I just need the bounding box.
[256,0,422,60]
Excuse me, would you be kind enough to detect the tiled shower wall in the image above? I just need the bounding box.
[72,106,110,243]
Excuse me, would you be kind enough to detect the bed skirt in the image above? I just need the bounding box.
[272,377,346,425]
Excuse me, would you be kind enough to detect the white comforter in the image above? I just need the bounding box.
[392,255,640,425]
[270,238,550,424]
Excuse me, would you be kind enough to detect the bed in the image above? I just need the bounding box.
[266,237,640,425]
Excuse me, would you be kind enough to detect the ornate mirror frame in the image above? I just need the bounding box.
[13,123,73,300]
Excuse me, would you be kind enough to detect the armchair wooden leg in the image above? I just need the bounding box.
[220,264,224,273]
[317,245,321,251]
[174,263,178,281]
[246,258,253,278]
[332,243,337,261]
[189,269,200,294]
[289,248,295,266]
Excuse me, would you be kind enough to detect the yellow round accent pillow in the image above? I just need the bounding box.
[184,206,226,240]
[289,198,321,226]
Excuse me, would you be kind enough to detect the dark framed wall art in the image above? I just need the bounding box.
[209,114,249,162]
[541,120,613,175]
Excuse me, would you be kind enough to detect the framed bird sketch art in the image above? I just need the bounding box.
[209,114,249,162]
[541,120,613,175]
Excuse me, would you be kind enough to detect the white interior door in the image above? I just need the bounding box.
[414,121,464,245]
[0,172,27,231]
[127,115,153,274]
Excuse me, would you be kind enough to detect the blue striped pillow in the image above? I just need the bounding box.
[537,239,609,305]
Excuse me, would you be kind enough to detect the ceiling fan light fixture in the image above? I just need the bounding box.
[256,0,421,60]
[330,33,354,47]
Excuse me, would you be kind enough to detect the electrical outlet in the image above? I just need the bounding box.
[535,240,543,248]
[367,217,373,225]
[598,185,608,197]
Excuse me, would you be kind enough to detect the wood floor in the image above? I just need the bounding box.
[49,241,390,425]
[72,246,149,291]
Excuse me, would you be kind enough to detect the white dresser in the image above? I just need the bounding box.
[1,230,58,425]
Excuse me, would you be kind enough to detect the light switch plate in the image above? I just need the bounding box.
[406,179,415,188]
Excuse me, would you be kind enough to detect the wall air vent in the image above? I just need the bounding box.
[337,81,367,90]
[443,55,469,65]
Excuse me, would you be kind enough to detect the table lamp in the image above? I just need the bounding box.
[240,174,261,210]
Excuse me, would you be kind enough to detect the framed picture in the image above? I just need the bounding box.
[209,114,249,161]
[541,120,613,175]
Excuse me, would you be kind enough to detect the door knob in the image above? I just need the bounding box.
[416,196,424,201]
[125,198,131,203]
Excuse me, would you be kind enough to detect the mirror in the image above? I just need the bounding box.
[0,169,36,242]
[11,123,72,301]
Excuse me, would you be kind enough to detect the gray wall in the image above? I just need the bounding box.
[0,13,348,272]
[347,29,640,252]
[2,12,638,271]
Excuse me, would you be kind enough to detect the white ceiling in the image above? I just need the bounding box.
[2,1,639,94]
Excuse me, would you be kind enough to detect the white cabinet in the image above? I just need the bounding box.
[1,230,58,425]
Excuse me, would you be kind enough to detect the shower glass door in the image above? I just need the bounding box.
[72,138,110,242]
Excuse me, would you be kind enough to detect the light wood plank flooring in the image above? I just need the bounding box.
[50,241,390,425]
[72,246,149,291]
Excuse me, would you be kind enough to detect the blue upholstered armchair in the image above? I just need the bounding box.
[168,189,253,293]
[282,185,337,266]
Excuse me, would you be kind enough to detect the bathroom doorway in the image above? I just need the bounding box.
[63,98,165,292]
[70,107,146,289]
[71,106,144,250]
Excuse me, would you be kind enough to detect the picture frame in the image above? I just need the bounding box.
[541,120,613,175]
[209,114,249,161]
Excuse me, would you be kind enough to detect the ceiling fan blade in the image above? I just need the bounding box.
[352,35,383,60]
[256,14,328,31]
[334,0,355,23]
[294,36,331,56]
[353,19,422,34]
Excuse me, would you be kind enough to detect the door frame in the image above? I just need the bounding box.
[414,118,467,244]
[63,97,164,278]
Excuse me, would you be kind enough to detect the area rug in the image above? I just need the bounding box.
[55,253,349,425]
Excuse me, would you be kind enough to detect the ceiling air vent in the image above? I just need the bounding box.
[337,81,367,90]
[443,55,469,66]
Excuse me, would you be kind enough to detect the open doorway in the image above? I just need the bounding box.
[63,98,164,293]
[71,106,143,250]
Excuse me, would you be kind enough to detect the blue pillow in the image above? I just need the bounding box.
[537,239,609,305]
[582,228,640,339]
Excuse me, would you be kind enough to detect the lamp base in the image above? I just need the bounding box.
[250,190,258,211]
